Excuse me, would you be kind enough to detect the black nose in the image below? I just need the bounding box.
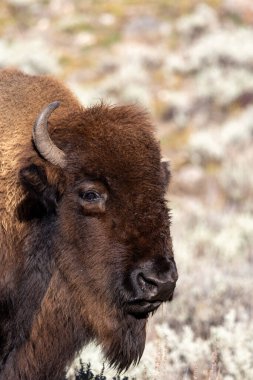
[131,259,178,302]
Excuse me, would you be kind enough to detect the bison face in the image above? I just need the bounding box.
[20,103,178,372]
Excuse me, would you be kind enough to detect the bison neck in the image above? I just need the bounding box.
[0,217,91,379]
[0,268,92,380]
[0,218,54,360]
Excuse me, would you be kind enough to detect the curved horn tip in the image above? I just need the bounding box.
[48,100,61,110]
[33,101,66,168]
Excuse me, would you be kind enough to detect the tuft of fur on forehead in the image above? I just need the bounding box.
[52,103,162,184]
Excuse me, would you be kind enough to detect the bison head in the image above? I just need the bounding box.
[20,102,178,371]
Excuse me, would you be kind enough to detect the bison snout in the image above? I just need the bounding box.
[130,258,178,304]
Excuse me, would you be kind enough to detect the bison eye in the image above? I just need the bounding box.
[80,190,101,202]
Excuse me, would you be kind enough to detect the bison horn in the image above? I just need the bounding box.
[33,101,66,168]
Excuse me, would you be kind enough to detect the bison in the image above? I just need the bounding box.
[0,69,178,380]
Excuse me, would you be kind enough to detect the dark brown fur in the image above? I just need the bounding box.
[0,69,175,379]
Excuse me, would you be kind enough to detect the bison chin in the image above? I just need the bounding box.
[102,313,147,373]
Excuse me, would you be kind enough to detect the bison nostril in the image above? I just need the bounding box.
[129,259,178,302]
[135,263,177,302]
[137,273,158,294]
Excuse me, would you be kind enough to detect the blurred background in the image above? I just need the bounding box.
[1,0,252,379]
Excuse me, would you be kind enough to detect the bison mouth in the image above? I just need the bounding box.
[126,299,162,318]
[126,290,175,318]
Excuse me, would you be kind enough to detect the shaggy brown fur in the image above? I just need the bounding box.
[0,69,177,380]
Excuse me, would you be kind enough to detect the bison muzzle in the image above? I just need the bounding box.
[0,69,178,380]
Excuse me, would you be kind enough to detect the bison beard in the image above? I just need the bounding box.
[0,69,177,379]
[103,315,146,372]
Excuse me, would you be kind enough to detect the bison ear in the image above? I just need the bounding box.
[18,164,64,219]
[161,158,171,189]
